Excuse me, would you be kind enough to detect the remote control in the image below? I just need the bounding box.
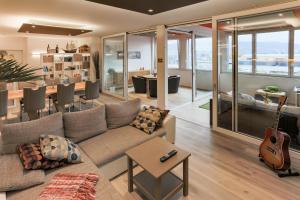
[160,150,177,163]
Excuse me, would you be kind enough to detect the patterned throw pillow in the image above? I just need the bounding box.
[40,135,69,161]
[66,139,81,164]
[130,106,169,134]
[40,135,82,164]
[17,143,66,170]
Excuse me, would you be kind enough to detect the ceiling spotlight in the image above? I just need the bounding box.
[148,9,154,13]
[31,25,36,28]
[226,21,231,25]
[278,13,283,17]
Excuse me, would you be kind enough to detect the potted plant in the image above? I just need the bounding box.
[0,59,41,90]
[92,51,101,91]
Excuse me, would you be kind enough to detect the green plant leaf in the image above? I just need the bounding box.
[0,59,41,83]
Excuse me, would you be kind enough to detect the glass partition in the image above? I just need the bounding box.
[216,20,234,131]
[215,7,300,150]
[103,35,126,97]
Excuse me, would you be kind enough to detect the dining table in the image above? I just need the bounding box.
[8,82,86,100]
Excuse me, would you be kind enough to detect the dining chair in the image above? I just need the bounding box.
[132,76,146,93]
[22,86,46,120]
[79,80,100,110]
[168,75,181,94]
[53,83,75,113]
[149,79,157,98]
[0,90,8,120]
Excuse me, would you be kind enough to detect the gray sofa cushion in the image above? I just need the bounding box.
[105,99,141,129]
[79,125,166,167]
[63,106,107,143]
[0,154,45,192]
[6,149,123,200]
[0,112,64,154]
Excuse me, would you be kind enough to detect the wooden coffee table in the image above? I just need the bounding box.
[126,137,191,200]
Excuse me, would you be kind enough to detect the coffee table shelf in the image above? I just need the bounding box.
[133,170,183,200]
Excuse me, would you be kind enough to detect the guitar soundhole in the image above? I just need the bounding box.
[270,136,277,144]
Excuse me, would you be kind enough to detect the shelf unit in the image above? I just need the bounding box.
[41,53,91,81]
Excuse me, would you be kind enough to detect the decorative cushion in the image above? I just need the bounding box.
[40,135,68,161]
[66,139,81,163]
[63,105,107,143]
[130,106,169,134]
[105,98,141,129]
[40,135,82,164]
[0,154,45,192]
[0,112,64,154]
[17,143,66,170]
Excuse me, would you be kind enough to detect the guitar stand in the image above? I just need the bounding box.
[259,156,299,178]
[277,169,300,178]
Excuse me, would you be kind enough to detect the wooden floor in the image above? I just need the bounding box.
[111,119,300,200]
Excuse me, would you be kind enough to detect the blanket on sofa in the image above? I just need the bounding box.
[38,173,99,200]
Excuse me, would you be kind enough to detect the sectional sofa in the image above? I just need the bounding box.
[0,99,176,200]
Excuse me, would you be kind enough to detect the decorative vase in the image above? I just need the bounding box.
[0,81,7,90]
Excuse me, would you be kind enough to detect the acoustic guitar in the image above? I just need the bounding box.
[259,96,291,171]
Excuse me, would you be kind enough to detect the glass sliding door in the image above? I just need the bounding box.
[214,6,300,151]
[195,29,213,100]
[103,34,127,98]
[216,20,234,131]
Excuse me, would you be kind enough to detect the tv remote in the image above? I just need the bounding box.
[160,150,177,163]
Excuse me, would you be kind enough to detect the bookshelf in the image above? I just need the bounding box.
[41,53,90,81]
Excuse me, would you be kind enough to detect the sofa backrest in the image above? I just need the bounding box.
[105,98,141,129]
[63,105,107,143]
[0,112,64,154]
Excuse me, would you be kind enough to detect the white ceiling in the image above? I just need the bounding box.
[0,0,296,38]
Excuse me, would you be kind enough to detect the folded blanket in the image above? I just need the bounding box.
[38,173,99,200]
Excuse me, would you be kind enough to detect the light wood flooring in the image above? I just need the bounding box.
[111,119,300,200]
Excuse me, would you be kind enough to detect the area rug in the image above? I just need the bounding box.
[38,173,99,200]
[199,102,210,110]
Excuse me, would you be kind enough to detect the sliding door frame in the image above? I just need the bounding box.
[167,19,213,103]
[212,1,300,145]
[101,32,128,100]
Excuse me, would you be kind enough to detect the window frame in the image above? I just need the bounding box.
[167,39,180,69]
[195,36,213,71]
[222,27,300,78]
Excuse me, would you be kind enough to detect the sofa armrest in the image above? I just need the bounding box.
[162,114,176,144]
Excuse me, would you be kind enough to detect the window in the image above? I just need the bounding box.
[256,31,289,76]
[168,39,179,68]
[196,37,212,70]
[294,30,300,76]
[238,34,252,73]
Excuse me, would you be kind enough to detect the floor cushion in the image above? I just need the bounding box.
[79,125,166,167]
[0,154,45,192]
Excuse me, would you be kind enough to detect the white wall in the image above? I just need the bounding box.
[128,35,152,71]
[0,36,27,63]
